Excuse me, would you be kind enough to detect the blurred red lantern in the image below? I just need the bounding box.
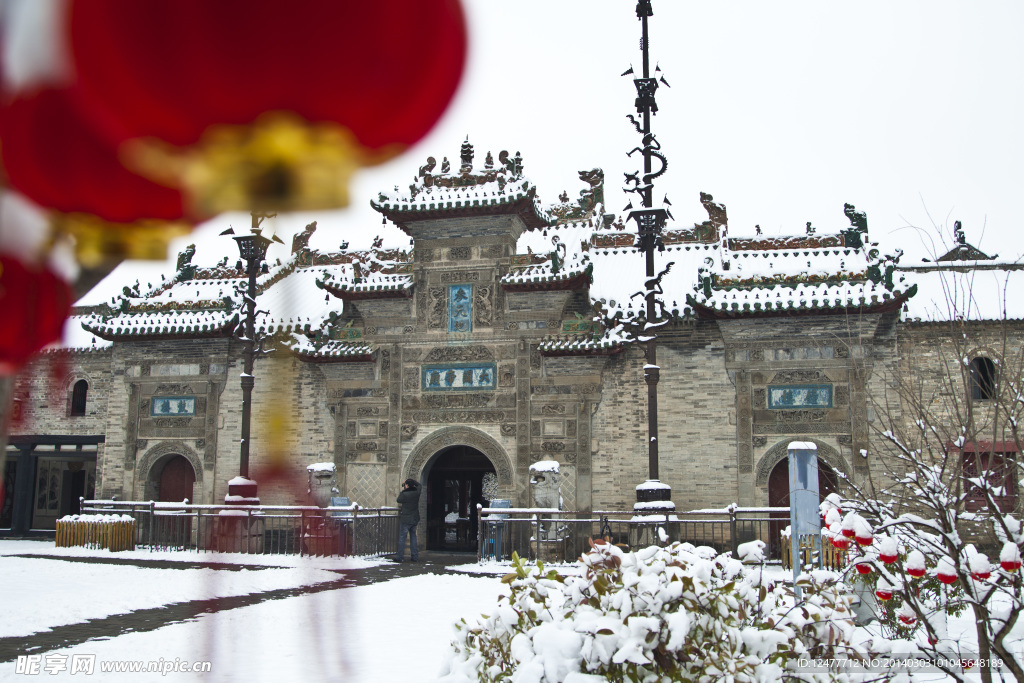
[971,570,991,581]
[841,527,855,538]
[854,562,872,575]
[875,588,892,601]
[831,535,850,550]
[0,87,192,265]
[0,254,71,374]
[879,552,898,564]
[855,532,873,546]
[906,566,927,579]
[937,571,957,585]
[899,612,916,626]
[68,0,467,217]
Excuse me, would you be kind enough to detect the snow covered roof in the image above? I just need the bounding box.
[370,143,551,229]
[900,265,1024,322]
[287,336,374,363]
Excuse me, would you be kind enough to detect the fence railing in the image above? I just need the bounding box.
[80,500,399,557]
[476,506,792,563]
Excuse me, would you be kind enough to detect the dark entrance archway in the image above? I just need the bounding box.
[425,446,495,552]
[158,455,196,503]
[767,458,838,559]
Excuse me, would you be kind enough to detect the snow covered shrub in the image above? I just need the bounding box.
[439,540,862,682]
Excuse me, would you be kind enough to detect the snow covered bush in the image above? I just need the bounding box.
[439,540,862,682]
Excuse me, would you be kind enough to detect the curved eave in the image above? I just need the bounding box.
[82,321,236,342]
[321,282,414,301]
[371,193,550,230]
[501,270,592,293]
[687,286,916,320]
[539,344,626,357]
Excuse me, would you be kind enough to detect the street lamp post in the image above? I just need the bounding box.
[623,0,675,513]
[224,212,275,504]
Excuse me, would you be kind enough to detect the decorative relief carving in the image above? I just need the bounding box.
[441,271,479,283]
[417,248,435,262]
[378,422,388,437]
[482,245,504,259]
[506,322,519,331]
[136,439,148,450]
[498,365,515,387]
[837,435,853,445]
[541,441,565,452]
[753,422,844,435]
[834,385,850,405]
[770,370,825,384]
[155,383,193,395]
[752,436,768,448]
[407,410,506,424]
[475,285,493,326]
[531,421,540,436]
[566,420,576,437]
[542,404,566,415]
[195,439,205,449]
[346,451,359,461]
[547,319,560,330]
[347,421,356,436]
[355,441,378,451]
[141,399,150,412]
[404,325,415,334]
[753,389,766,408]
[376,453,388,463]
[371,388,388,397]
[365,326,377,335]
[404,370,418,392]
[401,424,418,439]
[565,452,577,463]
[380,350,390,374]
[750,349,764,361]
[425,346,493,362]
[448,247,471,260]
[530,346,541,369]
[774,409,829,423]
[835,346,850,359]
[356,407,380,417]
[427,288,446,329]
[495,393,516,408]
[572,384,600,395]
[500,423,516,436]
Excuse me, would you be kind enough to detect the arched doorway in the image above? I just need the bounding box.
[767,458,838,559]
[158,455,196,503]
[425,446,495,552]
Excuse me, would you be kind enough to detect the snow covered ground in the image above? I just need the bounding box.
[3,538,1022,681]
[0,540,509,682]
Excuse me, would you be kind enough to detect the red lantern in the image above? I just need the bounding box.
[0,254,72,374]
[1001,544,1022,572]
[842,527,856,538]
[855,532,873,546]
[831,535,850,550]
[879,551,898,564]
[68,0,467,217]
[972,570,991,581]
[0,88,192,264]
[907,566,927,579]
[855,562,872,575]
[936,557,958,585]
[899,612,917,626]
[875,588,893,601]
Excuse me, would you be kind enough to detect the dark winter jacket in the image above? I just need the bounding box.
[397,486,421,525]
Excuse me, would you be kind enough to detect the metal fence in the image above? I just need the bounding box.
[80,500,399,557]
[476,506,791,563]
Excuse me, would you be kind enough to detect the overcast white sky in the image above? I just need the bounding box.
[81,0,1024,304]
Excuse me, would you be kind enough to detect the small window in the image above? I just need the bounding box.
[964,452,1016,512]
[969,357,996,401]
[70,380,88,416]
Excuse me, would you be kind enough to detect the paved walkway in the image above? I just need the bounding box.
[0,551,482,663]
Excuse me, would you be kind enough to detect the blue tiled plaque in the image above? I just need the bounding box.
[448,284,473,332]
[151,396,196,416]
[422,363,496,391]
[768,384,832,409]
